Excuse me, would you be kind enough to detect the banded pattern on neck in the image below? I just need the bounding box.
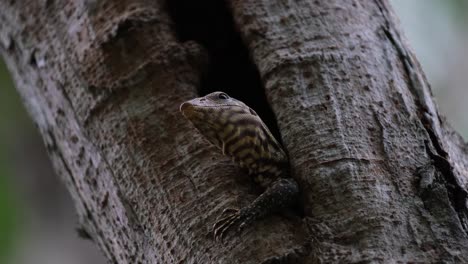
[180,92,288,188]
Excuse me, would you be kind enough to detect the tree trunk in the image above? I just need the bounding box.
[1,0,468,263]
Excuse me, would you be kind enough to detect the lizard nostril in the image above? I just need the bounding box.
[180,102,193,114]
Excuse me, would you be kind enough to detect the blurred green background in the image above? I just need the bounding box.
[0,1,467,263]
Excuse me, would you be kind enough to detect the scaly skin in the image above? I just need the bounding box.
[180,91,299,240]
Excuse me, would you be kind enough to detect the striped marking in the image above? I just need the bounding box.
[181,93,288,189]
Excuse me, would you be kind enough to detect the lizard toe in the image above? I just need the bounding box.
[220,208,239,218]
[213,210,241,241]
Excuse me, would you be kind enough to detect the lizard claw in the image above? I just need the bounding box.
[212,207,255,241]
[219,208,238,218]
[213,208,242,241]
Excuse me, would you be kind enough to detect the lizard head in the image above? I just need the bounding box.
[180,91,256,117]
[180,91,260,150]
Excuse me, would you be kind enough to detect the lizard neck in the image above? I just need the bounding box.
[218,111,287,177]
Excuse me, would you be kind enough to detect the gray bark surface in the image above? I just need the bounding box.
[1,0,468,263]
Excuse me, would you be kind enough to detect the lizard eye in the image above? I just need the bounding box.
[218,93,229,100]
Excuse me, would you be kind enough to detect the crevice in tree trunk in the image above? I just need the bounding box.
[165,0,284,143]
[376,0,468,235]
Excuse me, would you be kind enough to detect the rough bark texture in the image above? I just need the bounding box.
[1,0,468,263]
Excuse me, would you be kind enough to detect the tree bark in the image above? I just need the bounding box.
[1,0,468,263]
